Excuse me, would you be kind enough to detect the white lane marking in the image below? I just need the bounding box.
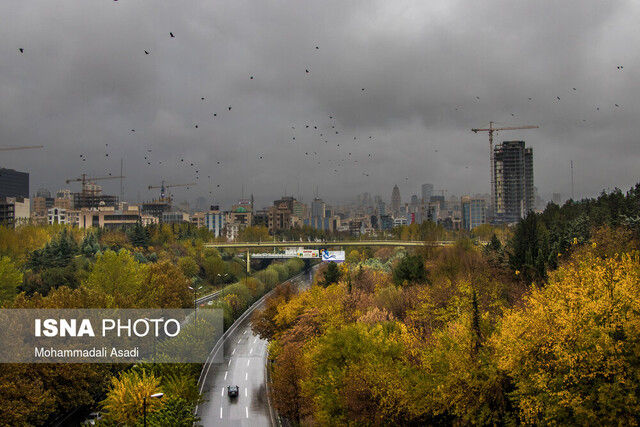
[245,388,248,397]
[232,348,236,355]
[238,339,241,344]
[220,407,223,419]
[253,337,258,343]
[245,372,248,381]
[247,359,250,367]
[249,348,253,355]
[246,407,249,418]
[244,330,247,334]
[224,371,228,380]
[221,387,225,396]
[228,359,232,367]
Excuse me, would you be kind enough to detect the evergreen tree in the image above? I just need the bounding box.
[27,229,78,270]
[322,262,341,287]
[392,254,427,285]
[81,232,100,257]
[127,221,149,249]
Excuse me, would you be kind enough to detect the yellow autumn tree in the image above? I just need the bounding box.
[101,369,162,425]
[493,250,640,425]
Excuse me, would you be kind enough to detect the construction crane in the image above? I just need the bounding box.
[148,181,196,199]
[66,173,125,192]
[471,121,539,216]
[0,145,44,151]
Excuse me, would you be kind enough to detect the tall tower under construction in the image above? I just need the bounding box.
[493,140,533,224]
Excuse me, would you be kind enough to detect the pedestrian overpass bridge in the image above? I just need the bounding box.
[204,240,457,273]
[204,240,455,249]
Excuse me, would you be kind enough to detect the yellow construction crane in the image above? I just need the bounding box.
[0,145,44,151]
[471,121,539,214]
[148,181,196,199]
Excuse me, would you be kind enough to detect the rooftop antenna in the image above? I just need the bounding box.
[570,160,575,200]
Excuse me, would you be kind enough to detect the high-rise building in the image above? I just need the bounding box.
[493,140,534,224]
[268,202,292,233]
[421,183,433,204]
[0,168,29,199]
[311,198,326,219]
[0,197,30,228]
[430,195,445,210]
[461,197,487,231]
[391,185,401,215]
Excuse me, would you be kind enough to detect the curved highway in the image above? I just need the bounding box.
[196,268,315,426]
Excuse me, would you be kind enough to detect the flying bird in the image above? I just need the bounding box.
[18,48,24,53]
[144,50,150,55]
[170,32,175,38]
[228,106,232,111]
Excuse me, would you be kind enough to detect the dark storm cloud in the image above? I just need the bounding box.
[1,0,639,207]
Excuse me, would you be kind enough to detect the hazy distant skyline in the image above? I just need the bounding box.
[2,0,640,208]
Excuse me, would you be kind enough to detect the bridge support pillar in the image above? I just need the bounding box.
[246,251,250,275]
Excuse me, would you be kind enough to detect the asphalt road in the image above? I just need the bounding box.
[197,268,315,426]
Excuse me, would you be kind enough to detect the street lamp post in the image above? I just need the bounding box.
[143,392,164,427]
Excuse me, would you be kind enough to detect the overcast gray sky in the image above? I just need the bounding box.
[1,0,639,208]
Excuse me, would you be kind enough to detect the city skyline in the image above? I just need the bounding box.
[3,1,640,208]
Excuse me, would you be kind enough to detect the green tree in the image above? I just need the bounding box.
[508,213,548,282]
[80,232,100,257]
[84,250,148,307]
[201,254,227,284]
[138,397,198,426]
[321,262,341,287]
[392,254,426,285]
[127,221,149,249]
[238,225,270,242]
[27,228,78,271]
[487,233,502,252]
[0,256,23,304]
[177,257,199,278]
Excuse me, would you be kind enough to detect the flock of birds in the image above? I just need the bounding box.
[15,23,629,201]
